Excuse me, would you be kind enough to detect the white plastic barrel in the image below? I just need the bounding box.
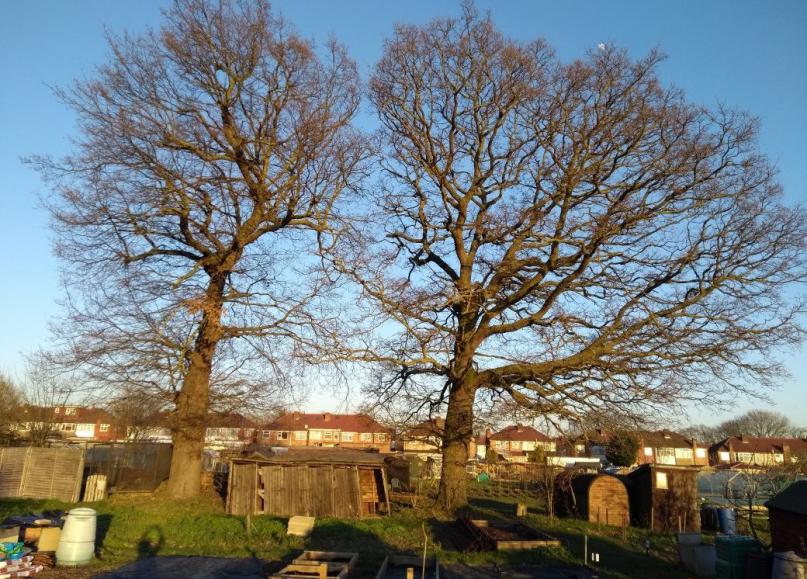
[56,508,97,566]
[773,551,807,579]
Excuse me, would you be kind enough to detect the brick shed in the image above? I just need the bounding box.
[555,473,630,526]
[765,480,807,556]
[624,464,700,532]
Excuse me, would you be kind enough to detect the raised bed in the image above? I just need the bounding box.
[293,551,358,573]
[272,562,349,579]
[461,519,560,551]
[375,555,440,579]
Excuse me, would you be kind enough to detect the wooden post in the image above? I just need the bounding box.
[515,503,528,517]
[406,567,414,579]
[678,516,682,533]
[651,506,654,531]
[597,507,601,525]
[584,534,588,567]
[319,563,328,579]
[606,507,609,526]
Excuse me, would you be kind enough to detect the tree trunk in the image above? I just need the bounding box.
[165,274,226,498]
[437,379,475,512]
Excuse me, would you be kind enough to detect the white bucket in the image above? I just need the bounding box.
[56,508,97,566]
[773,551,807,579]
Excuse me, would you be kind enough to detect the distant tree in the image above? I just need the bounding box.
[21,352,74,447]
[605,431,640,467]
[32,0,365,497]
[718,410,794,439]
[346,5,806,510]
[0,373,23,443]
[680,423,722,446]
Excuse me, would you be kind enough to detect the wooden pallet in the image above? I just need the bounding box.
[293,551,358,573]
[272,562,349,579]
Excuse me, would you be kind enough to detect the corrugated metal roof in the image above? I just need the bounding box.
[235,446,387,466]
[765,480,807,516]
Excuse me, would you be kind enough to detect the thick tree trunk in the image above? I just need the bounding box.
[165,274,226,498]
[437,379,475,512]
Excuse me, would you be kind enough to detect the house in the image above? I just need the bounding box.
[396,418,444,454]
[204,413,257,449]
[16,405,120,443]
[764,480,807,556]
[487,424,556,463]
[257,412,393,452]
[544,438,604,468]
[635,430,709,467]
[227,447,390,518]
[710,436,807,468]
[624,464,700,532]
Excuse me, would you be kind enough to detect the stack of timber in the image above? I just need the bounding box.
[227,448,390,518]
[82,474,107,502]
[460,519,560,551]
[287,516,316,537]
[0,448,84,502]
[375,555,439,579]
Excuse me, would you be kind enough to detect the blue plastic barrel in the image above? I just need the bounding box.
[717,508,737,534]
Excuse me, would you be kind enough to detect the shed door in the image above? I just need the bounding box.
[229,463,257,516]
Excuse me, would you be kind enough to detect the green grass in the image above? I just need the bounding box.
[0,490,691,578]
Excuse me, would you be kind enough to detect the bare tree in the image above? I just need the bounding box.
[348,6,806,510]
[0,373,23,444]
[718,409,794,439]
[32,0,365,497]
[21,352,74,447]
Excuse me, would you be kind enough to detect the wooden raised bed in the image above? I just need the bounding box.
[461,519,560,551]
[272,562,349,579]
[293,551,358,573]
[375,555,440,579]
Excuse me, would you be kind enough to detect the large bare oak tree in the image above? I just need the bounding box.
[33,0,364,497]
[354,7,806,510]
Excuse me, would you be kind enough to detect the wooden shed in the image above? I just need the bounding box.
[227,448,390,518]
[555,473,630,526]
[765,480,807,556]
[624,464,700,532]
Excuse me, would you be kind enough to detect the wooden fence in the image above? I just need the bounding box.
[0,447,85,502]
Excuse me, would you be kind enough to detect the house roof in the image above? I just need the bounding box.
[237,447,387,466]
[262,412,392,434]
[23,405,116,424]
[765,480,807,516]
[710,436,807,455]
[637,430,701,449]
[489,424,550,442]
[404,418,445,438]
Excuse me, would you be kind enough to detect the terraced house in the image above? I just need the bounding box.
[635,430,709,467]
[710,436,807,468]
[487,424,556,463]
[258,412,393,452]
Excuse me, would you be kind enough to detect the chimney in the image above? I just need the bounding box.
[484,427,493,441]
[323,412,332,422]
[516,423,523,433]
[292,411,301,420]
[783,444,791,464]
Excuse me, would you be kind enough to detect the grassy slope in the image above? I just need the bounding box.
[0,490,690,579]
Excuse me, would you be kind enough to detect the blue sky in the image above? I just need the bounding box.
[1,1,805,425]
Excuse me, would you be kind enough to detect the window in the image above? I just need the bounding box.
[360,433,372,442]
[342,432,354,442]
[674,448,693,460]
[737,452,753,463]
[695,448,707,458]
[719,451,730,462]
[75,423,95,437]
[309,430,322,441]
[575,444,585,453]
[495,440,506,449]
[376,433,386,442]
[644,447,654,457]
[277,431,288,440]
[100,424,110,432]
[62,423,75,431]
[65,407,77,415]
[295,431,307,441]
[54,407,61,414]
[324,431,334,441]
[656,472,668,490]
[656,448,676,465]
[511,441,522,450]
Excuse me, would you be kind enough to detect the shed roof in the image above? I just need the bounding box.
[765,480,807,516]
[235,446,387,466]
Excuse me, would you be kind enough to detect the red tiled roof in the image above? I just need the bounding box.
[710,436,807,455]
[489,424,550,442]
[262,412,392,434]
[43,406,115,424]
[405,418,445,438]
